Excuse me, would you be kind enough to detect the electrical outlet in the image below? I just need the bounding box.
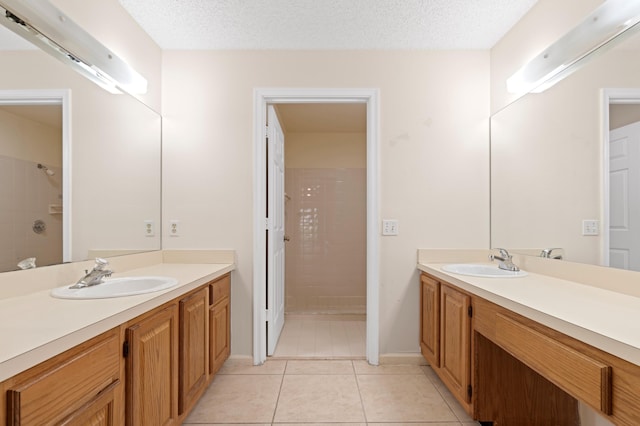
[143,220,155,237]
[382,219,399,236]
[582,219,599,236]
[169,220,180,237]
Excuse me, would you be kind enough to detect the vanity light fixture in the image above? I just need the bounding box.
[0,0,148,95]
[507,0,640,95]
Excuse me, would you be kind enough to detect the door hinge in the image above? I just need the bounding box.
[122,341,129,358]
[467,384,473,398]
[265,218,270,230]
[468,306,473,318]
[264,308,272,322]
[264,125,270,138]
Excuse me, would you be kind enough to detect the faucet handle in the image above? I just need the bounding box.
[496,248,511,259]
[93,257,109,270]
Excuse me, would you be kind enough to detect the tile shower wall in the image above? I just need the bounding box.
[285,168,366,313]
[0,155,62,272]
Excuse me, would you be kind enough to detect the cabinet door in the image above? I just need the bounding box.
[209,296,230,375]
[126,304,178,426]
[439,284,471,404]
[420,274,440,367]
[179,287,208,414]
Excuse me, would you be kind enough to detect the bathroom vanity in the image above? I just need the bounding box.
[0,251,234,425]
[418,252,640,425]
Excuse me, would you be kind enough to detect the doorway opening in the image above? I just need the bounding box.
[602,88,640,271]
[0,89,71,272]
[253,88,379,365]
[273,102,367,358]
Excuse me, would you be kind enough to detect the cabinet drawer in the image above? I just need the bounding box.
[7,330,120,425]
[210,274,230,306]
[495,314,612,414]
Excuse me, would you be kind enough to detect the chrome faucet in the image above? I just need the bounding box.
[540,248,564,260]
[70,258,113,288]
[490,248,520,272]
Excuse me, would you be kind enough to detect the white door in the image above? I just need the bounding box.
[266,105,286,355]
[609,121,640,271]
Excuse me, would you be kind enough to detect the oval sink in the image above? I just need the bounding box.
[51,276,179,299]
[441,264,527,278]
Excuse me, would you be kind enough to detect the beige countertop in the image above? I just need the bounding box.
[0,262,234,382]
[418,261,640,367]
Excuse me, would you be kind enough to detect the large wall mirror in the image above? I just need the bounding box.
[491,23,640,270]
[0,24,161,273]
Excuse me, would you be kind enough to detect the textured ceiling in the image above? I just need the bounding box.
[118,0,538,50]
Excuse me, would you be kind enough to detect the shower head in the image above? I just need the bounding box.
[37,163,55,176]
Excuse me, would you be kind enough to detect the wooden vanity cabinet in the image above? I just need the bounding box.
[209,274,231,375]
[178,286,209,415]
[419,273,472,414]
[125,304,179,426]
[1,272,232,426]
[2,328,122,426]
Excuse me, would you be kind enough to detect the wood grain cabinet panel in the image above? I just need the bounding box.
[179,287,209,415]
[4,328,121,426]
[439,283,471,405]
[58,381,118,426]
[209,275,231,375]
[420,274,440,367]
[126,304,178,426]
[495,313,612,415]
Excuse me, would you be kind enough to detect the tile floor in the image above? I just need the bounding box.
[183,359,480,425]
[272,314,366,359]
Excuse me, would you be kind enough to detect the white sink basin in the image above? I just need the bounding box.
[441,264,527,278]
[51,276,179,299]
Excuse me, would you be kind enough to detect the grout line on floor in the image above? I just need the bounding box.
[353,360,370,424]
[270,360,289,424]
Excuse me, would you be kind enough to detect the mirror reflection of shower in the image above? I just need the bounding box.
[37,163,55,176]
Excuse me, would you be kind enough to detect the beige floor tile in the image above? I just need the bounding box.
[273,315,366,358]
[217,358,287,375]
[285,359,354,374]
[275,424,367,426]
[183,424,271,426]
[357,374,457,422]
[421,366,475,422]
[354,360,425,375]
[183,375,282,423]
[368,424,462,426]
[274,374,365,422]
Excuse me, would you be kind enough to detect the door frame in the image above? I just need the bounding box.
[0,89,72,261]
[601,88,640,266]
[252,88,380,365]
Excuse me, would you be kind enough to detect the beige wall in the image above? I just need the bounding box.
[0,108,61,165]
[161,50,490,356]
[285,132,366,168]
